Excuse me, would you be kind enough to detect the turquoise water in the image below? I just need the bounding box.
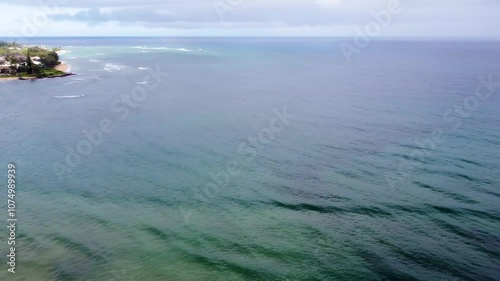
[0,38,499,280]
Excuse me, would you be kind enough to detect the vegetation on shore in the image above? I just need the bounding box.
[0,41,70,79]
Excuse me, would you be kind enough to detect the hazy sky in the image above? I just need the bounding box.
[1,0,499,37]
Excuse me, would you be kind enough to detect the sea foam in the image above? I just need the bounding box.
[53,95,86,99]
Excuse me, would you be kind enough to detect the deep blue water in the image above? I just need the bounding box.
[0,38,499,280]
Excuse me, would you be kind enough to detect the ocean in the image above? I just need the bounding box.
[0,37,499,280]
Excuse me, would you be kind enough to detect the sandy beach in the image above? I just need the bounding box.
[55,63,71,73]
[0,76,37,81]
[0,77,20,81]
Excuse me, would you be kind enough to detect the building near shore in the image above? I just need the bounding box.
[0,64,15,74]
[13,54,27,63]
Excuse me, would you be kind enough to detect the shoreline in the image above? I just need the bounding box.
[0,77,23,81]
[55,62,71,73]
[0,63,73,81]
[1,42,74,81]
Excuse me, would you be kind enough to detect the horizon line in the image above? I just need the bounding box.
[2,35,500,40]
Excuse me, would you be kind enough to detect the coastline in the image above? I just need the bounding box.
[0,76,37,81]
[1,43,73,81]
[55,62,71,73]
[0,77,22,81]
[0,63,73,81]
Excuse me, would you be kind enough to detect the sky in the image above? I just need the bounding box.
[1,0,499,37]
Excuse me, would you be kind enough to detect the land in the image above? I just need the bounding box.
[0,41,74,81]
[55,63,70,72]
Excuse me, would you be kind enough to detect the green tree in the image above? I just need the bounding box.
[26,52,34,74]
[6,55,20,75]
[40,51,59,68]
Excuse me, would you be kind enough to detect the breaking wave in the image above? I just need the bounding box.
[53,95,86,99]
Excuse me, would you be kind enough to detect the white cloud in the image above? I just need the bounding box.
[315,0,343,9]
[0,0,499,37]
